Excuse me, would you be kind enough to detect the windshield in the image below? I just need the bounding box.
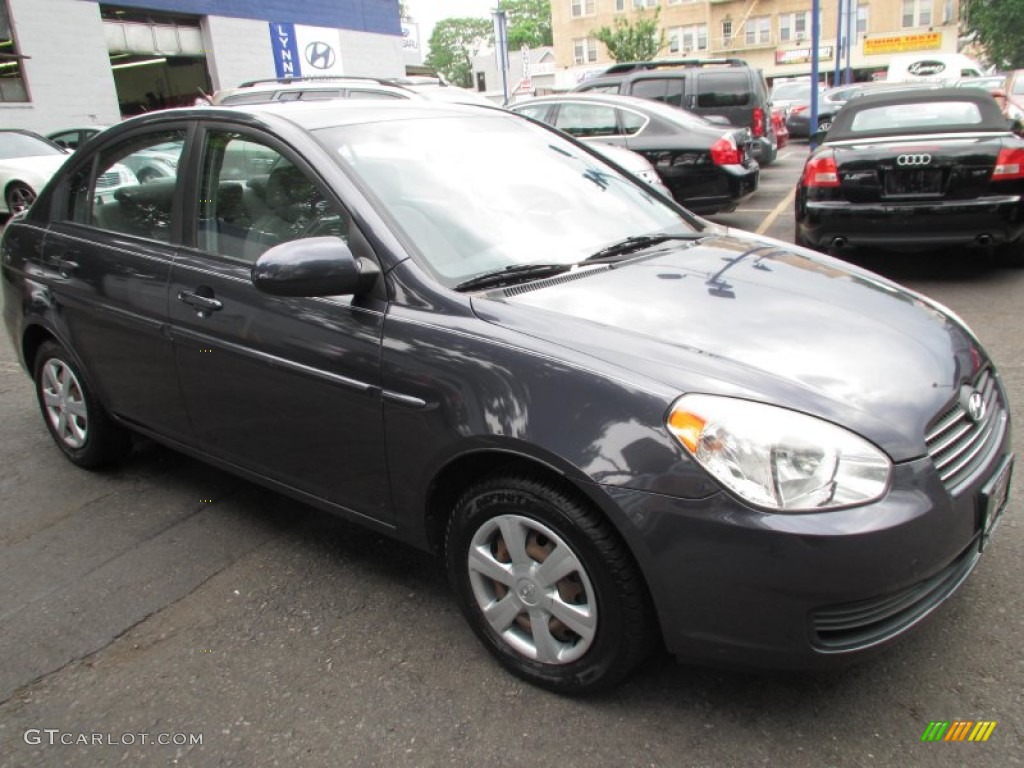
[0,132,65,160]
[316,113,694,287]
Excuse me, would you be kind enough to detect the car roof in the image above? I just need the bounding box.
[825,86,1009,141]
[112,99,507,135]
[512,92,715,126]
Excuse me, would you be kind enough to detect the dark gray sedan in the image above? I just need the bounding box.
[1,101,1013,694]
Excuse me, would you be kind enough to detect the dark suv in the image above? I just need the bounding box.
[573,58,776,165]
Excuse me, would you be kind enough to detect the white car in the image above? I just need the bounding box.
[0,130,72,215]
[1,130,138,215]
[586,142,673,197]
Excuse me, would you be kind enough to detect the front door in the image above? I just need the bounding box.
[168,125,391,522]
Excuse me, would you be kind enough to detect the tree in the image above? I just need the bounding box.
[592,8,665,63]
[503,0,554,49]
[425,18,493,88]
[965,0,1024,69]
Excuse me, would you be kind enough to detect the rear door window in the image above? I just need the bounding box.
[553,103,622,137]
[696,72,752,107]
[629,77,685,108]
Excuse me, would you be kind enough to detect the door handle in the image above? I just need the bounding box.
[177,289,223,318]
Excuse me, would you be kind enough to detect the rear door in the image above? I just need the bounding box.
[40,125,193,442]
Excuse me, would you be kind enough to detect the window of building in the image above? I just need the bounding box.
[0,0,27,102]
[745,16,771,46]
[615,0,626,11]
[722,20,733,45]
[669,24,708,53]
[571,0,596,18]
[574,37,598,64]
[943,0,955,23]
[633,0,658,8]
[902,0,932,27]
[857,4,869,34]
[778,11,812,42]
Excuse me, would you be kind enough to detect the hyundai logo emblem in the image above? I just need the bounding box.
[896,154,932,167]
[305,41,336,70]
[967,391,986,423]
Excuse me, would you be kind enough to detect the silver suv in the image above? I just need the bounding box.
[212,76,492,106]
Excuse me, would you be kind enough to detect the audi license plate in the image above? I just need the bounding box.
[884,169,943,196]
[979,455,1013,552]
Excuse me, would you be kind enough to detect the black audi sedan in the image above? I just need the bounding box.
[795,87,1024,260]
[511,93,759,214]
[1,101,1013,694]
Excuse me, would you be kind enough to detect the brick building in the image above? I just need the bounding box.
[551,0,967,89]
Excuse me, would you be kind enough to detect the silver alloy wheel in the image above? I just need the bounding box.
[467,513,597,664]
[6,183,35,214]
[40,358,89,449]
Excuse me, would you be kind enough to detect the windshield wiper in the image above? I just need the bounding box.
[581,233,707,264]
[454,263,573,292]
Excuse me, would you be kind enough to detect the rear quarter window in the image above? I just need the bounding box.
[849,101,984,132]
[695,72,753,108]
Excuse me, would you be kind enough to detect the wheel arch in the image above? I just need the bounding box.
[421,447,660,629]
[21,321,60,376]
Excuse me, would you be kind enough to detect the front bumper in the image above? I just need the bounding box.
[797,195,1024,251]
[596,434,1012,669]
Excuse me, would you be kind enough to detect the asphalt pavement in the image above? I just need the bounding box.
[0,148,1022,767]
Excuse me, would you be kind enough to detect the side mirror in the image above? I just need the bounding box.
[251,236,380,297]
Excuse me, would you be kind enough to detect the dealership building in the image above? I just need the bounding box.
[0,0,406,133]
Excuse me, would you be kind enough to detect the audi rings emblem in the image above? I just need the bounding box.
[896,154,932,166]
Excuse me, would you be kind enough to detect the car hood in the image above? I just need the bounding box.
[471,233,986,461]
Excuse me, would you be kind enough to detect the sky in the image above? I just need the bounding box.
[405,0,498,55]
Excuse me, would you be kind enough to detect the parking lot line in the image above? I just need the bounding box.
[755,186,797,235]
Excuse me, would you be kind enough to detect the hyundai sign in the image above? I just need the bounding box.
[269,23,346,78]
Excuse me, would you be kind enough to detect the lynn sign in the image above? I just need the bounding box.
[269,23,346,79]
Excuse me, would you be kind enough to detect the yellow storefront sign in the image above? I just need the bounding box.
[865,32,942,55]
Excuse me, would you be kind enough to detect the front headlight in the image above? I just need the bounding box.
[667,394,891,511]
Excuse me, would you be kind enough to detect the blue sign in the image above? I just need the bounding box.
[269,23,302,79]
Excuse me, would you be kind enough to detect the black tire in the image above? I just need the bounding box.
[817,118,832,132]
[445,472,655,694]
[33,341,130,468]
[5,182,35,214]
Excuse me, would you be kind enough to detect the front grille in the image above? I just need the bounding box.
[96,170,120,189]
[811,543,979,652]
[925,368,1005,493]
